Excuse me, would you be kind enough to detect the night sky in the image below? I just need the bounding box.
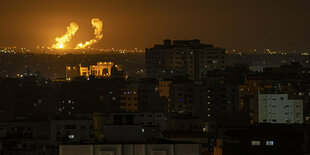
[1,0,310,51]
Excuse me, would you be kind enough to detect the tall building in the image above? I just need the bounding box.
[258,93,303,124]
[120,84,139,112]
[138,79,168,113]
[146,39,225,80]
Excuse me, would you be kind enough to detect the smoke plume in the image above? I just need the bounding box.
[76,18,103,49]
[52,22,79,49]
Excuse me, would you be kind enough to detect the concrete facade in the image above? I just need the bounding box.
[258,94,303,124]
[59,144,201,155]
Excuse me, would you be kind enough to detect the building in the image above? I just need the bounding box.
[120,84,139,112]
[138,79,168,113]
[65,66,78,80]
[159,80,172,112]
[59,144,202,155]
[169,79,194,114]
[258,93,303,124]
[107,112,167,129]
[146,39,225,80]
[165,114,207,144]
[159,80,172,99]
[51,119,95,146]
[65,62,122,79]
[93,113,109,142]
[0,121,52,154]
[103,112,167,142]
[222,124,307,155]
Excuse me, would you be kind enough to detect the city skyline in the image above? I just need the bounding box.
[1,0,310,51]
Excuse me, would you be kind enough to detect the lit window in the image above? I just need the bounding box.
[251,141,261,146]
[203,127,207,132]
[266,141,274,146]
[68,134,75,139]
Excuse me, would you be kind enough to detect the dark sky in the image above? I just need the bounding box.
[1,0,310,51]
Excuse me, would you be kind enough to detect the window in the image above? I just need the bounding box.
[65,125,76,129]
[251,141,261,146]
[68,134,75,139]
[266,141,274,146]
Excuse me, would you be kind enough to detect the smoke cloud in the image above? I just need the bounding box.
[52,22,79,49]
[76,18,103,49]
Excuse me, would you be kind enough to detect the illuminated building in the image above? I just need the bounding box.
[159,80,172,112]
[79,65,89,77]
[65,66,78,80]
[146,39,225,80]
[80,62,116,77]
[66,62,122,79]
[159,81,171,99]
[93,112,108,142]
[238,72,301,124]
[258,93,303,124]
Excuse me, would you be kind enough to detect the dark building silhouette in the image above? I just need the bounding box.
[146,39,225,80]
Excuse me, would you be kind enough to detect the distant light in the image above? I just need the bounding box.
[68,134,75,139]
[266,141,274,146]
[251,141,261,146]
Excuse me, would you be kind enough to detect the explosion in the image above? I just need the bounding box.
[52,22,79,49]
[51,18,103,49]
[75,18,103,49]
